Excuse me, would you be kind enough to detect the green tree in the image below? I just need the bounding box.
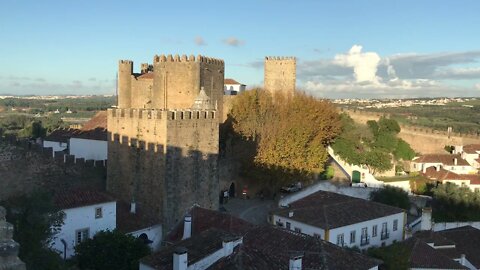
[369,186,410,210]
[431,183,480,221]
[3,191,65,270]
[74,230,150,270]
[363,149,393,175]
[378,116,401,134]
[393,139,416,160]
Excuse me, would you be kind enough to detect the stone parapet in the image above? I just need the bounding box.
[0,206,26,270]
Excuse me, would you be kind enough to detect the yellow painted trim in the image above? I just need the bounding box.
[325,229,329,241]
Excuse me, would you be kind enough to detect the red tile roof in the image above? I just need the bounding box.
[224,78,243,85]
[439,226,480,269]
[81,111,107,130]
[414,154,470,166]
[137,72,154,80]
[423,167,463,181]
[272,191,404,229]
[463,144,480,154]
[54,189,115,210]
[459,174,480,185]
[44,128,80,143]
[71,128,107,141]
[116,201,160,233]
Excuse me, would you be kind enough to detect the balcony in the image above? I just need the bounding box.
[360,236,370,246]
[381,231,390,240]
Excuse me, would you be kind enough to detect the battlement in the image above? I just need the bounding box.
[119,59,133,65]
[265,56,296,61]
[108,108,217,121]
[153,54,224,65]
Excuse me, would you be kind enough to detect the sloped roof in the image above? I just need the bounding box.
[439,226,480,269]
[137,72,154,80]
[423,167,463,181]
[463,144,480,154]
[158,207,380,270]
[81,111,107,130]
[116,201,159,233]
[44,128,79,143]
[414,154,470,166]
[406,238,467,269]
[54,189,115,210]
[224,78,243,85]
[272,191,404,229]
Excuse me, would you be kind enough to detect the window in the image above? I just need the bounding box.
[95,207,103,219]
[337,234,344,246]
[294,227,301,233]
[381,222,389,240]
[350,230,356,244]
[76,228,89,245]
[286,222,291,230]
[361,227,369,246]
[313,233,321,239]
[275,221,284,227]
[393,219,398,231]
[372,225,378,237]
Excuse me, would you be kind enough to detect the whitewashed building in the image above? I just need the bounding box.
[455,144,480,169]
[411,154,476,175]
[272,191,405,250]
[224,78,246,95]
[52,190,116,259]
[69,129,107,161]
[43,128,76,153]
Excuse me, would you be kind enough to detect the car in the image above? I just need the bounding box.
[280,182,302,193]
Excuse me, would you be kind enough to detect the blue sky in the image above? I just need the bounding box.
[1,0,480,98]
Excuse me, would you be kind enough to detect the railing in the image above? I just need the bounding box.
[360,236,370,246]
[381,231,390,240]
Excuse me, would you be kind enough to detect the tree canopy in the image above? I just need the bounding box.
[229,89,342,183]
[332,115,415,175]
[74,230,150,270]
[369,186,410,210]
[2,191,65,270]
[431,183,480,222]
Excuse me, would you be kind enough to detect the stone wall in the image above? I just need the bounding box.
[107,108,219,230]
[344,109,480,154]
[0,138,106,201]
[0,206,26,270]
[264,56,296,95]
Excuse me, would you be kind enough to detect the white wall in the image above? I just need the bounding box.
[274,212,405,250]
[52,201,116,259]
[128,224,163,252]
[433,221,480,231]
[43,140,68,153]
[224,84,246,95]
[69,138,107,161]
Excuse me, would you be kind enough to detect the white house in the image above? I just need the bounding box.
[422,166,480,192]
[455,144,480,169]
[69,129,108,161]
[43,128,76,153]
[52,190,116,259]
[411,154,476,175]
[224,78,246,95]
[271,191,405,250]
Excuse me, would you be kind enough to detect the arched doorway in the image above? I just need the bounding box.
[352,170,361,183]
[229,182,235,198]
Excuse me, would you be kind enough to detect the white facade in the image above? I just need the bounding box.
[128,224,163,252]
[52,201,116,259]
[69,138,107,161]
[273,212,405,250]
[43,140,68,153]
[224,84,246,95]
[412,161,476,175]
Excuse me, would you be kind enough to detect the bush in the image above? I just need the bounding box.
[370,186,410,210]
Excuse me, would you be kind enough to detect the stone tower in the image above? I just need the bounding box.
[118,60,133,108]
[264,56,296,95]
[108,54,222,230]
[0,206,26,270]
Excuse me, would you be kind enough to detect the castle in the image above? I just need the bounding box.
[108,53,297,231]
[264,56,296,95]
[108,54,223,230]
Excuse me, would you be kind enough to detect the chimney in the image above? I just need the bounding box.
[420,208,432,231]
[173,247,188,270]
[130,201,136,214]
[436,165,440,172]
[460,254,466,265]
[289,253,303,270]
[182,215,192,240]
[454,158,458,165]
[289,211,294,218]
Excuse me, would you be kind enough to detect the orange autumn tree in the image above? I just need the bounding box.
[230,89,341,182]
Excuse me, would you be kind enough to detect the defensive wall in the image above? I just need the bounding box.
[342,109,480,154]
[107,108,219,230]
[0,135,106,201]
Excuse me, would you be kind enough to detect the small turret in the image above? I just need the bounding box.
[118,60,133,108]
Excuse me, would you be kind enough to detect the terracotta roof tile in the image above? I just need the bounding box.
[272,191,404,229]
[463,144,480,154]
[423,167,463,181]
[54,189,115,210]
[44,128,79,143]
[116,201,159,233]
[81,111,107,130]
[414,154,470,166]
[224,78,243,85]
[137,72,154,80]
[439,226,480,268]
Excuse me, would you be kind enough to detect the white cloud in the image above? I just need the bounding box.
[194,36,206,46]
[223,37,244,47]
[333,45,381,84]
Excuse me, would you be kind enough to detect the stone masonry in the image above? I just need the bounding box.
[264,56,296,95]
[108,54,222,231]
[0,206,26,270]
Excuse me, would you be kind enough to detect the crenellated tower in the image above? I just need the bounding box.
[264,56,296,95]
[118,60,133,108]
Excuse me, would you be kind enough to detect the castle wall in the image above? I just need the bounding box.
[264,56,296,95]
[131,78,153,109]
[107,109,219,229]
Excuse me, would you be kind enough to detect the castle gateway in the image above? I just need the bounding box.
[108,54,223,230]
